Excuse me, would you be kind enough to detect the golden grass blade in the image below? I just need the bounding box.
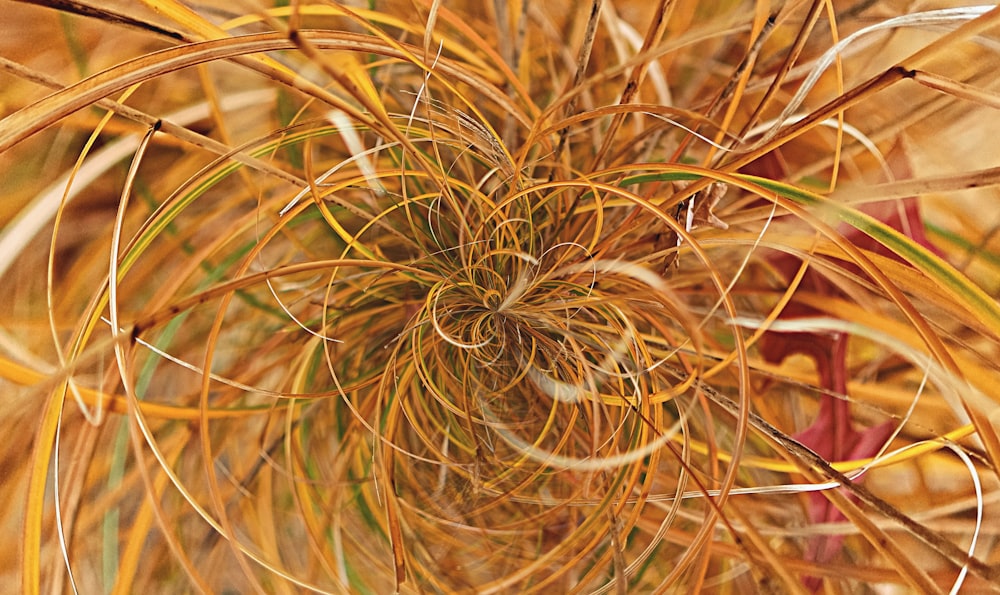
[743,175,1000,334]
[22,385,66,595]
[912,69,1000,111]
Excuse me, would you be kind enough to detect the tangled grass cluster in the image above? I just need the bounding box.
[3,1,1000,593]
